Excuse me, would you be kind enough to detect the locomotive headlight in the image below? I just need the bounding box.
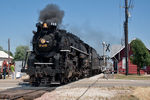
[40,38,46,44]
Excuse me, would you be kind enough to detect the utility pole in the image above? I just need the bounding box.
[102,41,105,66]
[124,0,129,75]
[8,38,10,76]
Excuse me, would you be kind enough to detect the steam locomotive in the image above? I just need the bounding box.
[22,22,102,86]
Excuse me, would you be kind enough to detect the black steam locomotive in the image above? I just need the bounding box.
[22,22,102,86]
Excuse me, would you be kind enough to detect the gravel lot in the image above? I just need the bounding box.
[35,74,150,100]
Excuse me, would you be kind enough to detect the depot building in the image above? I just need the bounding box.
[111,41,150,75]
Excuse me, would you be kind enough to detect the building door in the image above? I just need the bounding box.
[114,60,118,73]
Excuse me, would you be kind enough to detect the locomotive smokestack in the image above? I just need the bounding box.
[39,4,64,25]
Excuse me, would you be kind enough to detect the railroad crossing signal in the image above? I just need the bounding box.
[106,44,110,52]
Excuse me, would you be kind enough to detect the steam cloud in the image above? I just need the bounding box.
[39,4,64,24]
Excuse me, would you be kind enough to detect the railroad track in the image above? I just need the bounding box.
[0,75,103,100]
[0,74,105,100]
[0,87,56,100]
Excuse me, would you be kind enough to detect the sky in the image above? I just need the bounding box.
[0,0,150,55]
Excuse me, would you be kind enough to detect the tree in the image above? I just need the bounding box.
[0,46,3,51]
[14,45,29,61]
[4,50,13,57]
[130,39,150,75]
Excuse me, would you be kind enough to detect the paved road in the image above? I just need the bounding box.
[61,74,150,88]
[66,79,150,88]
[0,79,23,90]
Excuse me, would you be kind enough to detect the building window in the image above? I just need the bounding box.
[122,57,126,69]
[141,66,147,70]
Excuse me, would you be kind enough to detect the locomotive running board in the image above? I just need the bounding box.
[70,46,89,56]
[34,63,53,65]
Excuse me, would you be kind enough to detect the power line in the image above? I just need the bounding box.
[129,0,132,8]
[129,0,134,9]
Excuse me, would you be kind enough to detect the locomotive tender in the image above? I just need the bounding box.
[22,22,102,86]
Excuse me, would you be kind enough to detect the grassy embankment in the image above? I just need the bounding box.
[114,74,150,80]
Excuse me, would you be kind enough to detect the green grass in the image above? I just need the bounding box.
[114,74,150,80]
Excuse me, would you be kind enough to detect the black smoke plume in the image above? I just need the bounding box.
[68,23,120,55]
[39,4,64,25]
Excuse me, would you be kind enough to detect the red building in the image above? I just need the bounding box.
[111,42,150,74]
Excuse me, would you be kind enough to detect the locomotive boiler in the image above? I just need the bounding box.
[22,22,102,86]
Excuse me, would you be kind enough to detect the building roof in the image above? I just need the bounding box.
[110,45,124,58]
[0,51,13,59]
[111,38,150,59]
